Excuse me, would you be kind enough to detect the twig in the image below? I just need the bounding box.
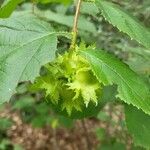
[70,0,82,50]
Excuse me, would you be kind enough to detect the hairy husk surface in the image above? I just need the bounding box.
[33,46,102,115]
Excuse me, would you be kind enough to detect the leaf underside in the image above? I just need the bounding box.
[0,12,57,103]
[80,49,150,115]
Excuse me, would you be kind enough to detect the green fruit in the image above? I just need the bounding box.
[33,45,102,115]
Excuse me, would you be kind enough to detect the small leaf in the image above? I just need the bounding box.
[125,105,150,149]
[95,0,150,49]
[80,49,150,115]
[0,0,22,18]
[0,12,57,104]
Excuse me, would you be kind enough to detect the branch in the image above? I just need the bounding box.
[70,0,82,50]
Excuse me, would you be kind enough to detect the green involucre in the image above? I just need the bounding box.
[33,46,101,115]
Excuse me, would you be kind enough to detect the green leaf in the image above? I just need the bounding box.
[98,142,126,150]
[58,116,74,128]
[13,144,24,150]
[0,118,13,131]
[0,140,12,150]
[95,0,150,49]
[35,9,97,34]
[31,115,50,128]
[0,12,57,104]
[81,2,99,16]
[125,105,150,149]
[126,47,150,75]
[12,96,35,110]
[80,49,150,115]
[0,0,22,18]
[37,0,72,5]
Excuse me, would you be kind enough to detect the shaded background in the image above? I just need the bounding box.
[0,0,150,149]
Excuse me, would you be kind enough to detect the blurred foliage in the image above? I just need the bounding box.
[37,0,73,5]
[0,116,23,150]
[11,94,74,128]
[95,127,126,150]
[0,118,13,132]
[0,0,150,149]
[0,139,24,150]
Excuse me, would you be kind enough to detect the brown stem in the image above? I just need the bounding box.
[70,0,82,50]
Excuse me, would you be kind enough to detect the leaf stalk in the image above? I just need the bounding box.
[70,0,82,50]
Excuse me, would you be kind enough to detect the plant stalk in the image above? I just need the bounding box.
[70,0,82,50]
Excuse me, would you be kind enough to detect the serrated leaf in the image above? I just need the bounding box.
[95,0,150,49]
[125,105,150,149]
[81,2,99,16]
[0,0,22,18]
[0,12,57,104]
[80,49,150,115]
